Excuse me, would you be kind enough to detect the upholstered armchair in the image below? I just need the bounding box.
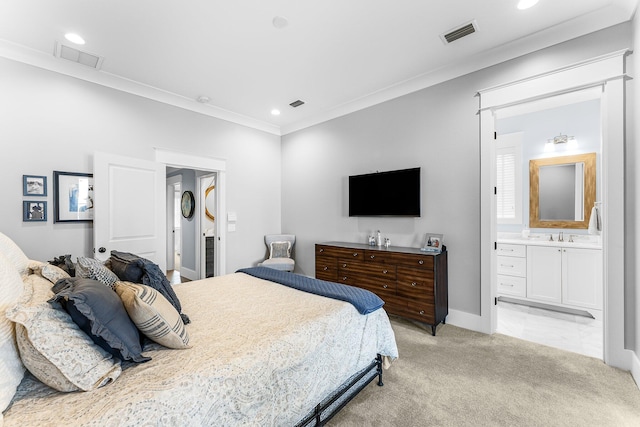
[259,234,295,272]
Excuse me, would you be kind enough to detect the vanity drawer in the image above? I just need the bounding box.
[497,274,526,297]
[497,255,526,277]
[497,243,526,258]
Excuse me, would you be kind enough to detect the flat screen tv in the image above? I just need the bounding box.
[349,167,421,217]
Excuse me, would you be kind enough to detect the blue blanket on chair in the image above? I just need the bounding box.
[236,266,384,315]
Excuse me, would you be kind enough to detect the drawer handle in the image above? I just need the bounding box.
[383,284,388,289]
[370,255,375,259]
[342,263,347,268]
[418,260,424,265]
[323,266,328,271]
[341,276,347,281]
[353,253,358,257]
[500,283,514,287]
[319,248,324,253]
[502,249,514,252]
[411,282,417,287]
[419,310,425,315]
[383,269,388,274]
[500,264,514,268]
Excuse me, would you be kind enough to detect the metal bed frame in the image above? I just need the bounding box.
[295,354,384,427]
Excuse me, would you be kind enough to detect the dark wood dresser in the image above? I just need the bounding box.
[315,241,448,335]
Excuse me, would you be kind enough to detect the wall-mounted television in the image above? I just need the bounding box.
[349,167,421,217]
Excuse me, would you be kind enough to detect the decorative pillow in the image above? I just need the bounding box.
[109,251,145,283]
[270,241,291,259]
[115,282,190,349]
[6,274,121,392]
[0,251,26,414]
[51,278,150,363]
[28,262,71,284]
[0,231,30,277]
[75,257,119,288]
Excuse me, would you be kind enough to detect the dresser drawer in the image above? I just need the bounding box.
[315,255,337,282]
[339,260,396,279]
[354,279,397,300]
[497,243,526,258]
[404,300,436,324]
[316,245,363,260]
[497,274,526,297]
[396,267,434,300]
[364,250,395,264]
[391,252,434,270]
[497,255,526,277]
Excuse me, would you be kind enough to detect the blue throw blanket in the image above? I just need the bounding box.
[237,266,384,315]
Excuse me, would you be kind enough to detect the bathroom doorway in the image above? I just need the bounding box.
[493,94,604,359]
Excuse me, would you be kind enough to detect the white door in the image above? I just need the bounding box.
[562,248,603,310]
[94,152,166,271]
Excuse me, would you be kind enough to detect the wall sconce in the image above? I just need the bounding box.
[545,133,578,152]
[547,133,575,145]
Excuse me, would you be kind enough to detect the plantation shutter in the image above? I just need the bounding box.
[496,133,523,224]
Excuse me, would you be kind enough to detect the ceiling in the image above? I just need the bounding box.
[0,0,636,136]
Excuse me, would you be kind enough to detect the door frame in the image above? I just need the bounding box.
[166,175,182,272]
[155,148,227,277]
[478,49,630,370]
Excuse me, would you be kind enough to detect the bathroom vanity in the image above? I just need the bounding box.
[497,233,602,319]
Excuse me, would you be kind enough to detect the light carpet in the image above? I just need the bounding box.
[328,316,640,426]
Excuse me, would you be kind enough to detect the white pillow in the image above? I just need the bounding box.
[0,232,30,277]
[6,274,121,392]
[0,251,26,414]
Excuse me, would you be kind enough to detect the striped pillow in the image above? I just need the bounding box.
[114,282,190,349]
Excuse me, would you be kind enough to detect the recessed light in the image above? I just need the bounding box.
[272,16,288,29]
[271,109,281,116]
[64,33,85,45]
[517,0,539,10]
[197,96,210,103]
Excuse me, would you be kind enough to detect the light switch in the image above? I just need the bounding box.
[227,212,237,222]
[228,223,236,232]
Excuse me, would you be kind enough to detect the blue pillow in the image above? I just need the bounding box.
[51,278,150,363]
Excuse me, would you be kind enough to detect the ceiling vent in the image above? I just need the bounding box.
[54,42,104,69]
[440,20,478,44]
[289,100,305,108]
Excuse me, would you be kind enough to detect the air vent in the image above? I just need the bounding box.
[289,100,305,108]
[440,20,478,44]
[54,42,104,69]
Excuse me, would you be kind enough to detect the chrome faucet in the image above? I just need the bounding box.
[558,232,564,242]
[549,234,554,241]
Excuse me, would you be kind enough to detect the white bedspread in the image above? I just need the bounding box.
[4,272,398,426]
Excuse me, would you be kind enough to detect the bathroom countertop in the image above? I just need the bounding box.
[497,233,602,250]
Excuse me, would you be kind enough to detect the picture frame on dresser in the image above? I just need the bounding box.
[421,233,444,253]
[53,171,94,223]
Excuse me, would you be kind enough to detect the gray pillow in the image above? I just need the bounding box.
[270,241,291,259]
[51,277,150,363]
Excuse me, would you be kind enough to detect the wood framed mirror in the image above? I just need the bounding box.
[529,152,596,229]
[205,185,215,221]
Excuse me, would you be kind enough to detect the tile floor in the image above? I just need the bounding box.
[496,301,603,359]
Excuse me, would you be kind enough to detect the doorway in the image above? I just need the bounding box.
[478,50,627,369]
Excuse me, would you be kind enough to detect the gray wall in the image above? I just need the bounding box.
[0,57,282,273]
[281,23,632,318]
[629,12,639,358]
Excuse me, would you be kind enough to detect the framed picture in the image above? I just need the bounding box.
[23,201,47,222]
[53,171,94,223]
[421,233,444,253]
[23,175,47,196]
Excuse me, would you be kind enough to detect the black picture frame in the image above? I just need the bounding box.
[23,201,47,222]
[181,190,195,219]
[53,171,94,223]
[23,175,47,196]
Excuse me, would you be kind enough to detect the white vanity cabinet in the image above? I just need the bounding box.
[496,244,526,297]
[526,245,602,312]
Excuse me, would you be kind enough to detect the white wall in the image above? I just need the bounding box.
[0,57,281,273]
[281,23,632,317]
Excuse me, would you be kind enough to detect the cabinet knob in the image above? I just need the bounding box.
[418,260,424,265]
[319,248,324,253]
[353,253,358,257]
[411,282,417,287]
[342,276,347,281]
[342,263,347,268]
[419,310,425,315]
[323,266,328,271]
[383,284,388,289]
[383,269,388,274]
[370,255,375,259]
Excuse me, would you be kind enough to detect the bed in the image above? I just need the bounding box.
[0,233,398,426]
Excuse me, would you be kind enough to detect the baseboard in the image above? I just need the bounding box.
[180,267,197,281]
[446,309,485,333]
[631,350,640,390]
